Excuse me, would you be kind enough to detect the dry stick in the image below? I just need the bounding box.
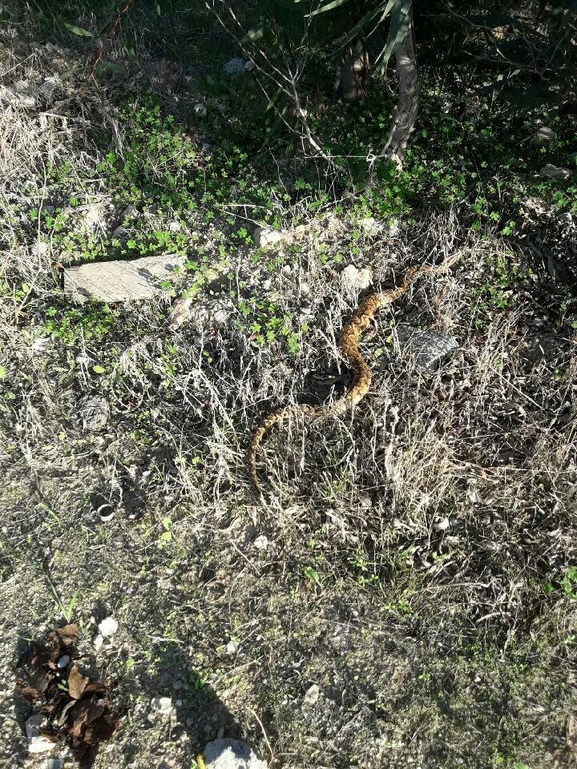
[248,707,275,762]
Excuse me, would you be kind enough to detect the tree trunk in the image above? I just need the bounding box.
[381,1,420,168]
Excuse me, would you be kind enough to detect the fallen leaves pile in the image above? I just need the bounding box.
[16,624,120,767]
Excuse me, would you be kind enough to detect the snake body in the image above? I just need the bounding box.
[247,257,459,492]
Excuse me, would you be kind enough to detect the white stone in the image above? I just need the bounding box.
[26,715,54,754]
[80,395,110,431]
[203,738,267,769]
[226,639,239,655]
[341,264,372,291]
[358,217,383,236]
[98,616,118,638]
[168,296,194,331]
[254,227,284,248]
[303,684,320,705]
[253,535,270,551]
[63,253,187,303]
[38,77,59,100]
[29,736,56,754]
[397,325,459,371]
[151,695,173,715]
[212,307,229,326]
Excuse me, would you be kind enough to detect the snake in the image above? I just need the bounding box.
[247,255,460,493]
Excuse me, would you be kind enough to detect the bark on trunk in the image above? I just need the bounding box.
[381,2,420,168]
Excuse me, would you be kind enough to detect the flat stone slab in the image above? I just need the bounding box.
[63,253,187,302]
[398,324,459,371]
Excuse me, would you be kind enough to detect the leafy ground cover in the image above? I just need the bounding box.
[0,4,576,768]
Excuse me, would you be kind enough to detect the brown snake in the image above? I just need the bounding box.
[247,255,461,493]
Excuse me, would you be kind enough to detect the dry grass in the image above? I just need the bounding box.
[0,27,577,769]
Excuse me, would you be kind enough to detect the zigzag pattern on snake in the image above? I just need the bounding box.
[247,255,460,493]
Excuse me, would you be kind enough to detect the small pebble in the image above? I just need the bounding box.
[26,715,54,754]
[57,655,70,669]
[93,633,104,650]
[151,695,173,715]
[98,616,118,638]
[303,684,320,706]
[212,307,229,326]
[226,639,238,655]
[253,535,270,551]
[254,227,284,248]
[341,264,372,291]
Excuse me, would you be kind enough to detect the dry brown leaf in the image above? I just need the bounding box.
[15,681,40,704]
[57,697,79,727]
[43,691,70,717]
[84,711,118,743]
[83,699,106,725]
[68,665,89,700]
[83,680,107,696]
[69,700,91,739]
[53,624,80,646]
